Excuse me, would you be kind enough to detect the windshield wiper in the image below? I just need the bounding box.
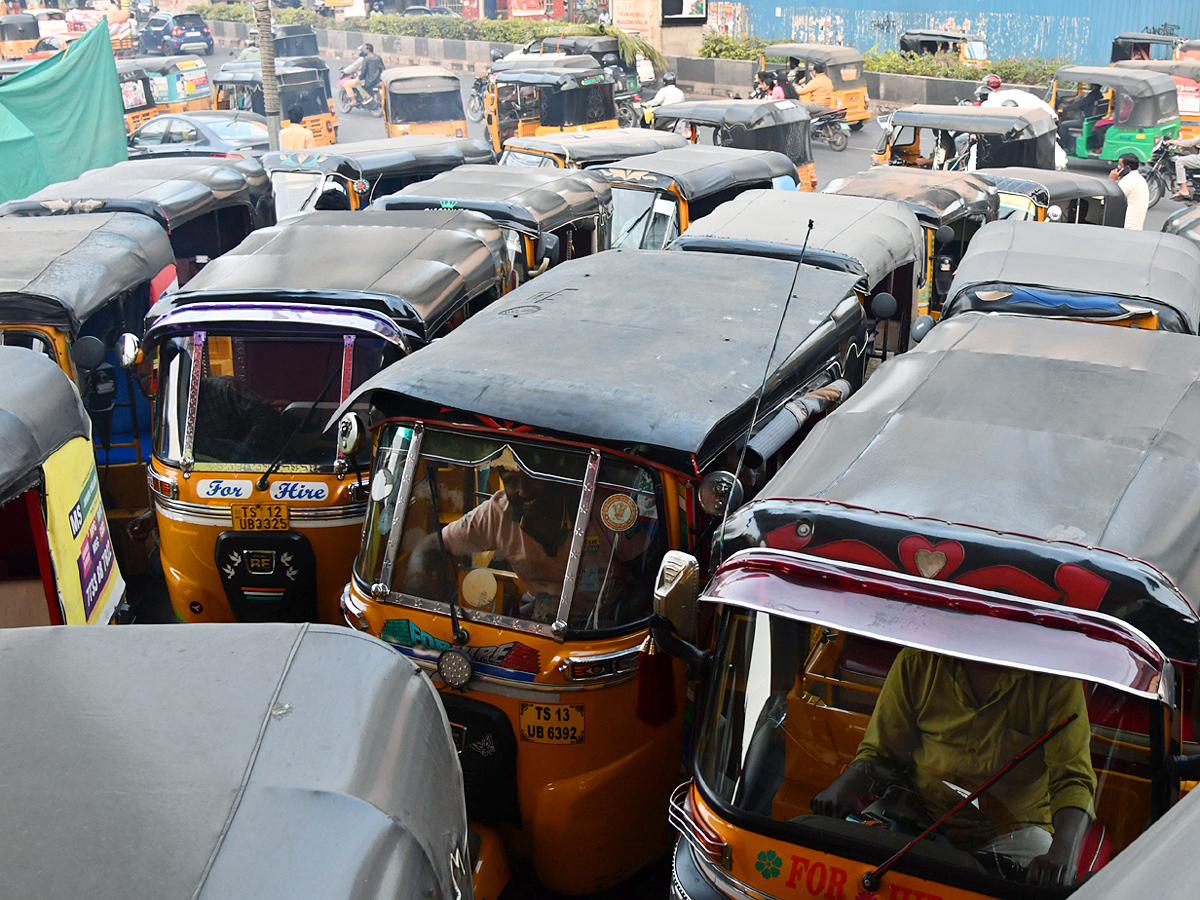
[256,363,342,492]
[613,202,654,247]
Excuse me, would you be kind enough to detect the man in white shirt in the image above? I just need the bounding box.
[643,71,684,111]
[1109,153,1148,230]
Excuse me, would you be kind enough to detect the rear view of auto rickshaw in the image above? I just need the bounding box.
[214,63,338,146]
[933,219,1200,333]
[116,61,159,134]
[1050,65,1180,163]
[539,33,650,91]
[1115,59,1200,139]
[671,188,924,355]
[1110,31,1183,62]
[824,166,999,320]
[1164,203,1200,247]
[596,146,803,250]
[0,13,39,60]
[333,248,872,894]
[137,54,212,112]
[649,99,816,189]
[873,104,1058,170]
[899,28,989,67]
[499,128,686,168]
[0,156,275,285]
[976,166,1127,225]
[485,57,619,153]
[263,135,494,218]
[761,44,870,129]
[0,347,128,627]
[656,313,1200,900]
[0,622,506,900]
[374,165,611,282]
[381,66,467,139]
[124,209,511,626]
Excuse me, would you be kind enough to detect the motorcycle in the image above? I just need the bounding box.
[336,75,383,118]
[812,107,849,152]
[467,75,486,123]
[1145,139,1199,208]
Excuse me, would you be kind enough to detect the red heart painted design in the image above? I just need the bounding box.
[1055,563,1110,611]
[898,535,965,580]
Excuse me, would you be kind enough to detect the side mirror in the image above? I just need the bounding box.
[870,291,898,321]
[934,255,955,295]
[337,411,368,457]
[72,335,107,371]
[117,332,141,369]
[911,314,936,344]
[697,470,744,517]
[536,231,561,269]
[1047,204,1063,222]
[653,551,699,643]
[935,224,955,245]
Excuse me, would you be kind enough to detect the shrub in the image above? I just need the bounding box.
[861,49,1066,86]
[697,32,766,60]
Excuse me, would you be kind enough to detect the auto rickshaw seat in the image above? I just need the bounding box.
[1077,820,1113,878]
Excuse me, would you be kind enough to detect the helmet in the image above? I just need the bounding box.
[662,71,676,85]
[601,52,619,67]
[984,73,1002,90]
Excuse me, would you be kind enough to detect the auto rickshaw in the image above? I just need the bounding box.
[1164,202,1200,246]
[332,248,872,894]
[932,219,1200,333]
[0,13,38,60]
[656,312,1200,900]
[0,347,129,627]
[382,66,467,139]
[596,146,803,250]
[1115,59,1200,139]
[0,157,275,286]
[1180,39,1200,61]
[123,209,511,626]
[137,54,212,112]
[269,22,319,57]
[374,165,611,283]
[213,64,338,146]
[263,135,495,219]
[0,622,507,900]
[116,60,159,134]
[485,57,619,154]
[1050,65,1180,163]
[538,33,649,91]
[223,50,333,99]
[0,213,175,578]
[898,28,989,67]
[670,188,925,355]
[761,43,870,130]
[1110,31,1182,62]
[873,104,1057,170]
[649,99,816,190]
[976,166,1127,225]
[499,127,686,168]
[824,166,999,319]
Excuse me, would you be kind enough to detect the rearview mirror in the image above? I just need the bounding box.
[697,470,744,517]
[72,335,107,371]
[1047,204,1063,222]
[653,551,699,643]
[870,291,898,321]
[117,332,141,369]
[935,224,955,245]
[337,411,368,457]
[536,231,560,269]
[911,314,936,344]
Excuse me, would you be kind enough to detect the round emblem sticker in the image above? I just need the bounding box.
[601,494,638,532]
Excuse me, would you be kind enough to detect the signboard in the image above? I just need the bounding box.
[508,0,547,16]
[662,0,706,23]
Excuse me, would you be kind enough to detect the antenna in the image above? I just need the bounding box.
[717,217,815,562]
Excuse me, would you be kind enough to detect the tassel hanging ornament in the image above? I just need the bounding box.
[635,635,676,726]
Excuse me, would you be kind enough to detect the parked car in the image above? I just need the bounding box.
[21,32,79,59]
[127,110,270,159]
[401,4,461,14]
[137,12,213,56]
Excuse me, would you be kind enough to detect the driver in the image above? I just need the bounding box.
[795,61,833,114]
[812,648,1096,886]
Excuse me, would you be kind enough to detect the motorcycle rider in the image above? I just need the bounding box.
[343,44,384,109]
[643,71,684,111]
[1167,133,1200,200]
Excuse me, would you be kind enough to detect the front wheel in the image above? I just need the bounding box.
[467,92,485,123]
[827,128,849,152]
[617,101,637,129]
[369,98,384,119]
[1147,171,1165,209]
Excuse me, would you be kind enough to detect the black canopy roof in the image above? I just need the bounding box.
[944,220,1200,331]
[373,165,610,234]
[888,104,1057,137]
[1164,205,1200,245]
[0,623,469,900]
[672,189,924,288]
[764,44,864,65]
[1114,58,1200,80]
[494,65,614,89]
[382,65,460,92]
[823,167,997,225]
[650,97,810,130]
[263,135,494,179]
[0,158,273,232]
[152,209,507,342]
[0,213,173,334]
[899,29,985,43]
[976,166,1126,203]
[133,54,207,76]
[489,53,599,76]
[213,64,322,88]
[539,34,620,56]
[597,146,797,200]
[0,347,90,506]
[1054,64,1178,99]
[502,128,686,164]
[1113,32,1182,46]
[343,249,864,470]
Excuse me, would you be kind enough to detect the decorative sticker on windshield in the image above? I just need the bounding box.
[380,617,541,680]
[600,493,637,532]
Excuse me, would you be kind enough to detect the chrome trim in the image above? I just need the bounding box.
[181,330,204,476]
[554,448,600,639]
[669,782,732,870]
[686,842,778,900]
[559,645,640,683]
[403,650,613,696]
[378,423,423,591]
[152,494,366,523]
[145,303,409,348]
[367,587,560,641]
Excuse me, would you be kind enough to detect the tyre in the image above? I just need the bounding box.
[617,101,637,129]
[1147,171,1165,209]
[369,99,384,118]
[827,128,848,152]
[335,88,351,115]
[466,92,484,123]
[204,44,213,56]
[849,120,864,131]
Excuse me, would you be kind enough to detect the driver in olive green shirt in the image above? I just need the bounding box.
[812,648,1096,886]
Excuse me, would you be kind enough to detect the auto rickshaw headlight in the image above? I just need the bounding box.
[653,551,700,644]
[438,648,474,690]
[117,332,142,369]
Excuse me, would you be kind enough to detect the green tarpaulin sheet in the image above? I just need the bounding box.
[0,22,127,204]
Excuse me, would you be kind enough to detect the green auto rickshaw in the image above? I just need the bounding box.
[1049,64,1180,163]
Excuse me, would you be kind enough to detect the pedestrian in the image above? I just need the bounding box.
[280,104,316,150]
[1108,152,1148,230]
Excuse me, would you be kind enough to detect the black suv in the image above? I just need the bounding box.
[137,13,214,56]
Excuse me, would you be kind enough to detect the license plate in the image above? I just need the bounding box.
[230,503,289,531]
[519,702,584,744]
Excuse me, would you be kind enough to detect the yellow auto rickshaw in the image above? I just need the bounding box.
[761,43,871,129]
[116,61,160,134]
[899,28,989,67]
[0,346,129,627]
[485,55,619,153]
[382,66,467,139]
[122,209,512,626]
[0,13,39,60]
[333,248,873,894]
[137,55,212,113]
[213,64,338,146]
[499,128,687,168]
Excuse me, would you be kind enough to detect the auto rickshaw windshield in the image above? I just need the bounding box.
[155,332,394,468]
[388,87,465,125]
[698,607,1162,886]
[270,171,330,217]
[963,40,988,61]
[610,186,680,249]
[357,424,667,634]
[541,83,617,127]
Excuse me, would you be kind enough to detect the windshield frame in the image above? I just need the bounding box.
[609,185,680,250]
